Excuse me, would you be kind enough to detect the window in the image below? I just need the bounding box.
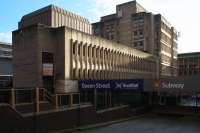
[92,47,95,57]
[134,42,138,47]
[88,47,90,57]
[96,49,99,57]
[100,50,103,58]
[73,69,76,79]
[110,34,114,40]
[73,44,76,54]
[134,31,137,36]
[139,41,143,46]
[42,52,53,63]
[83,46,86,56]
[139,30,143,35]
[78,45,81,55]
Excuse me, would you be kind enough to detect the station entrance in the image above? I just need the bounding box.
[79,80,149,110]
[146,77,200,115]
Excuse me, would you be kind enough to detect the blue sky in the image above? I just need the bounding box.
[0,0,200,53]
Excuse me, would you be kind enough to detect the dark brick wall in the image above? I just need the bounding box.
[0,104,131,133]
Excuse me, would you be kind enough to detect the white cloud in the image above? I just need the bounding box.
[0,32,12,43]
[89,0,130,22]
[89,0,200,53]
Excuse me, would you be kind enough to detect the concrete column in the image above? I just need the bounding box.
[74,41,78,79]
[79,93,81,104]
[94,89,97,109]
[35,88,40,112]
[102,48,105,79]
[70,94,73,107]
[11,88,15,108]
[79,42,83,79]
[109,91,112,107]
[85,43,88,79]
[84,91,88,103]
[55,94,59,110]
[105,91,107,108]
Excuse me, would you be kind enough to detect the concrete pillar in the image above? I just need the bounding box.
[109,91,112,107]
[35,88,40,112]
[11,88,15,108]
[55,94,59,110]
[105,91,107,108]
[94,89,97,109]
[84,91,87,103]
[70,94,73,107]
[79,42,83,79]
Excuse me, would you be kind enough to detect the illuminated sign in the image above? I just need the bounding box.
[161,82,184,89]
[79,80,143,91]
[154,80,185,90]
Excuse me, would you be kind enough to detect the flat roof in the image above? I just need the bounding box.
[0,42,12,46]
[21,4,90,23]
[178,52,200,58]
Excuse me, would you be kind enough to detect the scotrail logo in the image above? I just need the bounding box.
[115,83,122,89]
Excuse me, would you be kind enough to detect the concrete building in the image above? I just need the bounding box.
[178,52,200,76]
[19,5,92,34]
[12,4,160,111]
[0,42,12,75]
[92,0,179,77]
[0,42,12,87]
[13,4,158,92]
[13,24,157,92]
[154,15,178,77]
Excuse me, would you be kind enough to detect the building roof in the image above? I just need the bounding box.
[0,42,12,59]
[0,42,12,47]
[178,52,200,58]
[21,4,90,23]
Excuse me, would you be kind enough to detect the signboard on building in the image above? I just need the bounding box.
[79,79,143,91]
[42,63,53,76]
[56,80,78,93]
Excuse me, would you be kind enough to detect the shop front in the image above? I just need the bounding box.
[144,76,200,108]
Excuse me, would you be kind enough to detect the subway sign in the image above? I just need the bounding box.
[78,79,143,91]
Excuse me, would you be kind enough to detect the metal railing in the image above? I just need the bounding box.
[0,88,81,112]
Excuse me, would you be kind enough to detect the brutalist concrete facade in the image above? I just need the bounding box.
[0,42,12,75]
[178,52,200,76]
[92,0,179,77]
[19,5,92,34]
[13,24,158,91]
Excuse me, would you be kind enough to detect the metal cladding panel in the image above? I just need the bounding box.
[78,79,143,91]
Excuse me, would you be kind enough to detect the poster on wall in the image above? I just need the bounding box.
[43,63,53,76]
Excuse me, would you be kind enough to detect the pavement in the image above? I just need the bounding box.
[73,115,200,133]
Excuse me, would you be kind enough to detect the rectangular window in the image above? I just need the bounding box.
[73,44,76,54]
[139,30,143,35]
[96,49,98,57]
[134,42,138,47]
[73,69,76,79]
[134,31,137,36]
[139,41,143,46]
[88,47,90,57]
[92,47,94,57]
[83,46,85,56]
[78,45,81,55]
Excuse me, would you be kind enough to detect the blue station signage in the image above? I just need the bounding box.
[78,79,143,91]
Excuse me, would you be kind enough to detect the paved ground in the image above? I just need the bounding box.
[74,115,200,133]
